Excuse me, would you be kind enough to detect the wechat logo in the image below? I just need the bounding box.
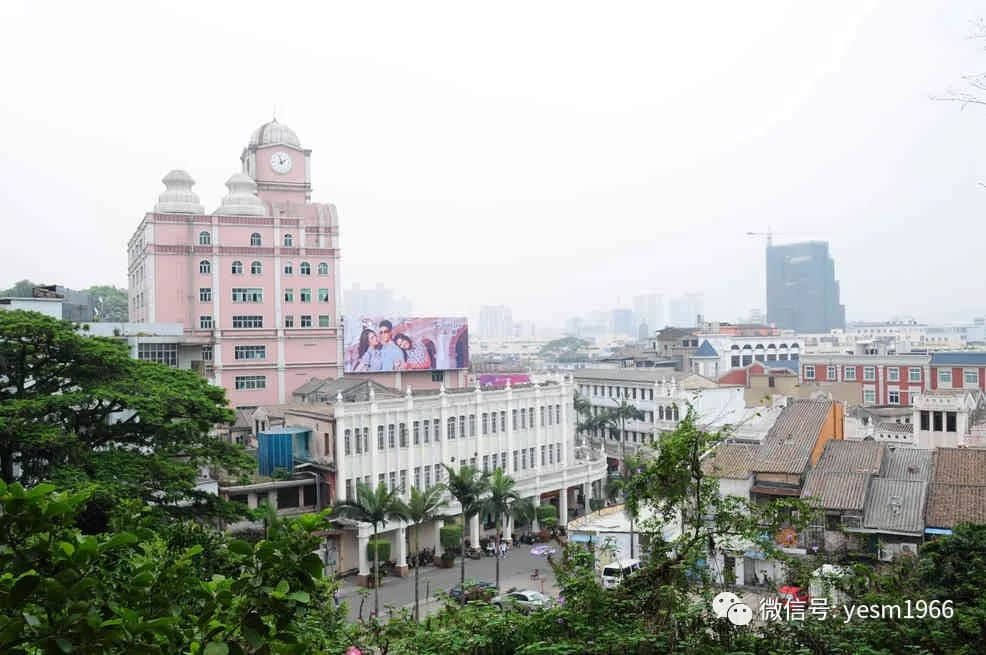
[712,591,753,626]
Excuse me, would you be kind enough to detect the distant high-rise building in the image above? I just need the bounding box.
[344,283,412,319]
[564,316,584,338]
[610,308,635,336]
[766,241,845,332]
[633,293,664,332]
[513,320,537,338]
[479,305,513,338]
[669,293,704,327]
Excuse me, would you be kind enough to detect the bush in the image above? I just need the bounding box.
[367,538,390,563]
[440,524,463,551]
[537,504,558,528]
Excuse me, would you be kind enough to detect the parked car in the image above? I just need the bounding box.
[491,589,554,613]
[448,580,498,602]
[778,585,811,606]
[600,558,640,589]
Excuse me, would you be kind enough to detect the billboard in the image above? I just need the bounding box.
[478,374,530,388]
[344,316,469,373]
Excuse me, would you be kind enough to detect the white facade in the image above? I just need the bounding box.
[913,389,986,449]
[574,370,746,462]
[0,297,63,319]
[332,378,608,579]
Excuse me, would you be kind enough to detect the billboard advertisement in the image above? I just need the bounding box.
[344,317,469,373]
[478,374,530,388]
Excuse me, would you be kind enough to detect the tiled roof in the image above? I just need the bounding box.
[925,448,986,529]
[753,400,833,474]
[693,340,719,358]
[931,448,986,485]
[701,443,757,479]
[801,471,871,511]
[767,359,800,373]
[814,440,885,474]
[875,422,913,434]
[881,449,932,481]
[926,484,986,529]
[864,479,927,534]
[930,352,986,366]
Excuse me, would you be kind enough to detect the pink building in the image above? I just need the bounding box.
[128,120,342,407]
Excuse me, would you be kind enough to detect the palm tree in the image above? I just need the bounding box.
[510,497,537,537]
[398,484,448,621]
[573,391,593,443]
[480,469,520,590]
[333,480,408,617]
[599,392,646,475]
[442,463,489,594]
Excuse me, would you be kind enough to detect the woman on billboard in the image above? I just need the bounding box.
[355,328,383,371]
[394,333,434,370]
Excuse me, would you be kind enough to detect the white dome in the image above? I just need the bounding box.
[249,119,300,147]
[215,173,267,216]
[154,169,204,214]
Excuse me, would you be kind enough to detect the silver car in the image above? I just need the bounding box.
[490,589,554,613]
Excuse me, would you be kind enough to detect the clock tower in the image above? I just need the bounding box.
[240,118,312,206]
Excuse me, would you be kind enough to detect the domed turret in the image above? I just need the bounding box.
[215,173,268,216]
[153,169,204,214]
[249,118,300,147]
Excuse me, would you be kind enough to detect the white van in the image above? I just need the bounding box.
[600,558,640,589]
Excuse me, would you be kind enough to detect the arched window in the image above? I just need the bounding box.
[250,232,262,246]
[231,260,243,274]
[300,261,311,276]
[317,262,329,275]
[199,260,211,274]
[283,233,293,247]
[250,261,262,275]
[198,231,211,245]
[283,262,293,275]
[659,406,664,420]
[672,406,679,421]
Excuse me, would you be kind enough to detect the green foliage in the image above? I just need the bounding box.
[399,484,449,620]
[367,539,391,562]
[83,285,129,322]
[0,280,38,298]
[536,504,558,528]
[537,337,590,362]
[440,524,463,551]
[0,480,347,654]
[0,310,251,523]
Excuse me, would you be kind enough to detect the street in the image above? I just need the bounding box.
[336,544,561,622]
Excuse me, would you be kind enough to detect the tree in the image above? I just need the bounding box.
[83,285,129,322]
[0,310,250,523]
[0,279,38,298]
[333,480,408,617]
[597,392,646,476]
[398,484,448,621]
[510,497,537,536]
[0,480,346,654]
[480,468,520,590]
[936,18,986,108]
[442,463,489,595]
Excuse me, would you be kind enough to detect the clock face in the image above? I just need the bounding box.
[270,151,293,174]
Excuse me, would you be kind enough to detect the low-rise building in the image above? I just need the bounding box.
[913,389,986,449]
[925,448,986,537]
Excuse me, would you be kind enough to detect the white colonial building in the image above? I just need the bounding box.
[573,369,746,466]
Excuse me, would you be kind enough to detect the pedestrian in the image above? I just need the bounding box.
[499,541,507,558]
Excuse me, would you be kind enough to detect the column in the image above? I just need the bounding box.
[247,493,258,509]
[434,519,445,556]
[582,481,591,513]
[266,489,278,508]
[531,495,541,532]
[357,534,370,584]
[396,526,409,577]
[503,513,513,541]
[559,488,569,527]
[469,514,480,548]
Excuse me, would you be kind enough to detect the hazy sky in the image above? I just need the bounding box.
[2,1,984,326]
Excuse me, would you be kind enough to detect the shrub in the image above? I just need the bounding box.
[440,524,463,551]
[367,538,390,563]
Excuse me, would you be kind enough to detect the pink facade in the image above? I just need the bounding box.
[128,121,343,407]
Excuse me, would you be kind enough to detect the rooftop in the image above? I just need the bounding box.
[813,440,885,475]
[930,352,986,366]
[573,368,718,388]
[701,443,757,479]
[881,449,932,481]
[925,447,986,530]
[753,400,834,474]
[801,471,871,511]
[863,479,927,534]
